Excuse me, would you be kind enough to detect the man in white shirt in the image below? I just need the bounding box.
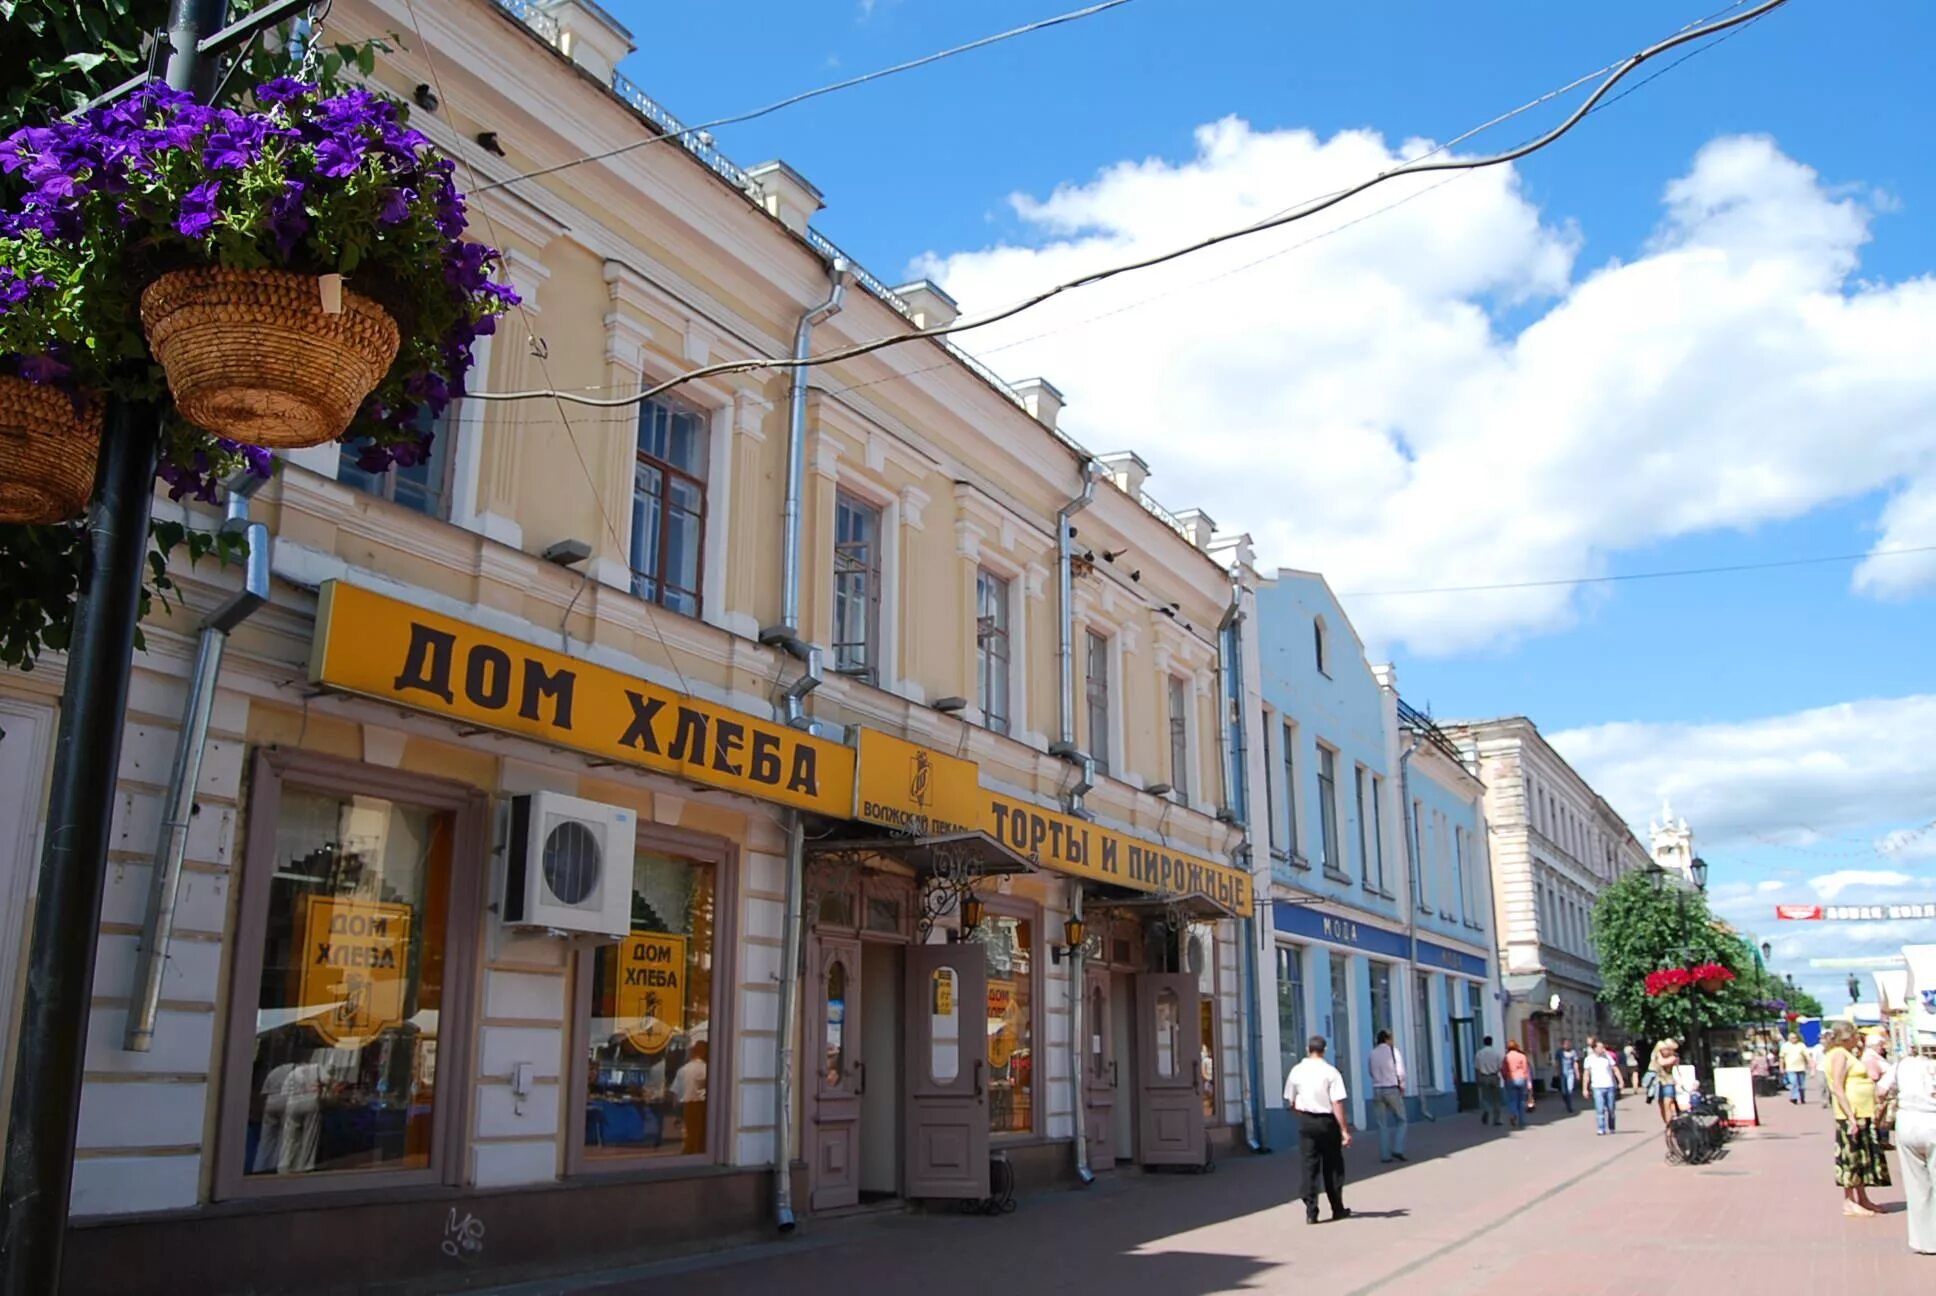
[1584,1039,1624,1134]
[1285,1034,1353,1223]
[1368,1029,1408,1163]
[1474,1035,1504,1127]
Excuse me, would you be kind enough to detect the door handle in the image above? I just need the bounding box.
[973,1058,985,1099]
[854,1061,866,1095]
[1110,1060,1119,1091]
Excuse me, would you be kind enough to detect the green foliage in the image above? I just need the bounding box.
[1,0,170,123]
[1591,870,1752,1043]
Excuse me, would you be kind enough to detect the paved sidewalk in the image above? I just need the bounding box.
[498,1091,1929,1294]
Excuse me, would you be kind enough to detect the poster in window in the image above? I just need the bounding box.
[988,979,1018,1068]
[615,932,688,1055]
[298,896,413,1047]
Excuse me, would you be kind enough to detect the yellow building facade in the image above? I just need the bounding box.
[0,2,1267,1289]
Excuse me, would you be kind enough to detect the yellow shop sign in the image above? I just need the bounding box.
[982,792,1253,918]
[853,728,981,836]
[308,582,855,816]
[299,896,412,1046]
[615,932,686,1054]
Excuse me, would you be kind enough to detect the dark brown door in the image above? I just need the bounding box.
[1083,966,1117,1169]
[1135,972,1206,1166]
[904,941,990,1199]
[808,935,862,1210]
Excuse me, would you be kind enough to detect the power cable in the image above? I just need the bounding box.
[466,0,1793,412]
[1336,543,1936,599]
[471,0,1138,196]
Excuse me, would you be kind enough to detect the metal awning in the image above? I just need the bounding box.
[1084,888,1238,922]
[805,829,1035,879]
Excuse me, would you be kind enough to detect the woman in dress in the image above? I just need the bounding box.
[1825,1020,1889,1217]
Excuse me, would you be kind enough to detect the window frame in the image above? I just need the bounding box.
[1166,674,1191,803]
[977,893,1045,1144]
[1355,764,1373,893]
[832,489,885,681]
[566,821,738,1177]
[1084,628,1112,777]
[1316,744,1343,880]
[1282,720,1303,866]
[1276,942,1309,1079]
[1412,972,1436,1091]
[1370,774,1388,895]
[215,748,489,1202]
[337,408,459,519]
[1261,716,1280,853]
[1313,615,1329,677]
[628,390,712,619]
[975,567,1014,737]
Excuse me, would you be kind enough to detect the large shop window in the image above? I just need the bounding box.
[571,831,727,1169]
[631,392,710,617]
[1276,944,1307,1081]
[976,913,1034,1135]
[219,753,484,1198]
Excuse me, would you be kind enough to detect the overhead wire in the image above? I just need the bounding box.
[470,0,1139,196]
[466,0,1794,411]
[1335,543,1936,598]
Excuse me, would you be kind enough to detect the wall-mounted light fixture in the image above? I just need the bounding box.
[960,895,985,936]
[931,696,968,714]
[1144,782,1173,798]
[413,83,439,111]
[1050,913,1086,965]
[542,538,591,566]
[476,130,506,157]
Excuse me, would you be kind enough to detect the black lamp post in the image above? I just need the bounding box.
[1848,973,1862,1006]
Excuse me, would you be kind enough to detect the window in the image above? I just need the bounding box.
[1276,945,1307,1085]
[1411,799,1426,906]
[1261,720,1279,850]
[574,835,722,1167]
[1368,961,1394,1070]
[1313,616,1328,676]
[1084,630,1111,776]
[976,912,1034,1134]
[1328,952,1353,1084]
[1192,925,1218,1118]
[1317,746,1342,877]
[1370,775,1387,893]
[1166,676,1190,801]
[629,393,709,617]
[338,406,455,517]
[975,569,1012,735]
[219,752,483,1198]
[1282,721,1300,860]
[1452,826,1467,923]
[832,492,883,678]
[1354,765,1371,889]
[1413,973,1435,1090]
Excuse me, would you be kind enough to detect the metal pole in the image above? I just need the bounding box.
[0,402,163,1292]
[1,3,225,1285]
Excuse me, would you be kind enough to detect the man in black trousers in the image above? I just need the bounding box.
[1283,1034,1353,1223]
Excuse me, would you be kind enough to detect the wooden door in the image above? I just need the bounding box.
[1136,972,1205,1166]
[1083,966,1116,1169]
[904,941,989,1199]
[808,935,863,1210]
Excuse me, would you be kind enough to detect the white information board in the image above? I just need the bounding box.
[1712,1065,1758,1126]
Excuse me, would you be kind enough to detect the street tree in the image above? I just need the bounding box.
[1591,871,1752,1047]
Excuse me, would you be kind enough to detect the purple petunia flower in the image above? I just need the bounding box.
[312,135,365,179]
[14,354,72,385]
[176,179,221,238]
[376,186,416,226]
[254,77,314,106]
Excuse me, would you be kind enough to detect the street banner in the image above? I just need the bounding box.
[1777,903,1936,921]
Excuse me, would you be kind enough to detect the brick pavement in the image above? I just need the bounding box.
[493,1090,1930,1295]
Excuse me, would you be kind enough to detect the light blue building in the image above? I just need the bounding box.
[1250,570,1498,1142]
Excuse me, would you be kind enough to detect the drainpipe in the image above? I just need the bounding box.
[1217,587,1264,1151]
[1067,882,1094,1185]
[770,259,845,1231]
[1048,459,1099,814]
[124,471,271,1051]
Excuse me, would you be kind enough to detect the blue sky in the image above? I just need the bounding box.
[594,0,1936,1006]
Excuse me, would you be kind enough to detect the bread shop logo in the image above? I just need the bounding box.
[909,749,933,810]
[616,933,687,1055]
[299,897,412,1046]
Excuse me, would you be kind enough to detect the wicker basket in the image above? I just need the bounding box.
[0,374,101,523]
[139,266,400,449]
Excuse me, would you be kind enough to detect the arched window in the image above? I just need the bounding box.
[1313,616,1329,676]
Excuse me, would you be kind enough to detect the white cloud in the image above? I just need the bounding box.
[1757,879,1787,893]
[917,124,1936,653]
[1807,869,1917,901]
[1549,694,1936,845]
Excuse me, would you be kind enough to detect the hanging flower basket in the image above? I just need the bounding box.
[0,373,99,523]
[1691,962,1736,994]
[140,266,400,448]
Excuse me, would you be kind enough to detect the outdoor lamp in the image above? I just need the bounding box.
[1848,973,1861,1004]
[960,895,985,935]
[1690,856,1709,891]
[1761,941,1772,962]
[1646,864,1668,894]
[1050,914,1086,965]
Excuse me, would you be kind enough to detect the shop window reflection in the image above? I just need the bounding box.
[825,959,848,1086]
[1155,988,1181,1079]
[584,849,716,1160]
[244,790,450,1179]
[930,968,959,1083]
[975,914,1033,1134]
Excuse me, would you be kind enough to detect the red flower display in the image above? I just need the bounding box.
[1645,968,1694,997]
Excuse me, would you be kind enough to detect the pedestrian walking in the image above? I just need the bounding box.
[1554,1037,1580,1114]
[1585,1039,1624,1134]
[1876,1024,1936,1255]
[1781,1032,1811,1104]
[1474,1036,1504,1127]
[1285,1035,1353,1224]
[1501,1040,1533,1129]
[1825,1020,1889,1217]
[1624,1042,1640,1093]
[1368,1029,1409,1163]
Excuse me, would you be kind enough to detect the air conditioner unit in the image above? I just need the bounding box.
[503,792,636,937]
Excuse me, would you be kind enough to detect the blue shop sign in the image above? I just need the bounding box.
[1412,936,1488,980]
[1272,901,1411,960]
